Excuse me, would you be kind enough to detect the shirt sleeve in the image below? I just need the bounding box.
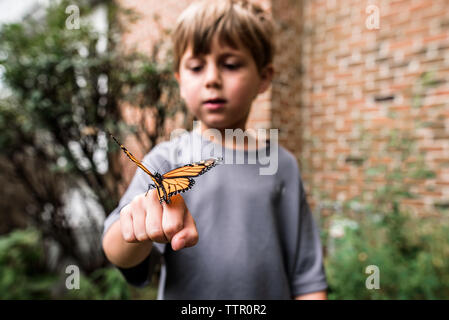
[290,177,328,296]
[278,152,328,297]
[102,149,167,288]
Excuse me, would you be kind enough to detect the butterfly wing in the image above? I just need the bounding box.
[161,177,195,200]
[157,158,222,204]
[162,158,221,178]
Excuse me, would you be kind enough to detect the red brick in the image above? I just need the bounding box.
[389,105,410,111]
[423,33,449,44]
[409,0,434,12]
[390,39,414,50]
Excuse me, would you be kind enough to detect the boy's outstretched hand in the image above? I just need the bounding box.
[120,190,199,251]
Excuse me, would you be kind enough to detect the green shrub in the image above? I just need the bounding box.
[64,266,131,300]
[0,228,133,299]
[0,228,57,299]
[324,202,449,299]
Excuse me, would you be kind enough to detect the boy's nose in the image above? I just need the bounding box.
[204,65,222,89]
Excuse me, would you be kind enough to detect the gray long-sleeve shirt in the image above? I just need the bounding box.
[102,130,327,299]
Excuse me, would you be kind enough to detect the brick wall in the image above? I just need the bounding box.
[294,0,449,215]
[119,0,449,216]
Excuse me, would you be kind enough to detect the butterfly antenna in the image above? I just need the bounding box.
[108,131,123,149]
[109,132,157,170]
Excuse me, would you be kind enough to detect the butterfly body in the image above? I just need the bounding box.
[110,133,221,204]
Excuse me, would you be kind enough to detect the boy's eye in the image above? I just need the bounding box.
[189,65,203,72]
[224,63,240,70]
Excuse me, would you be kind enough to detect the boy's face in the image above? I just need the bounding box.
[175,36,273,132]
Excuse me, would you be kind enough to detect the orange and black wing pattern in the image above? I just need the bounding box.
[161,177,194,199]
[162,158,221,178]
[110,132,221,204]
[159,158,222,202]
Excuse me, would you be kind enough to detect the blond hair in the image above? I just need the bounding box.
[172,0,275,73]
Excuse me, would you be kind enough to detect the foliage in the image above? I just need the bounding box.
[324,205,449,299]
[0,226,57,299]
[129,282,159,300]
[0,228,57,299]
[64,266,131,300]
[0,228,135,299]
[0,0,183,275]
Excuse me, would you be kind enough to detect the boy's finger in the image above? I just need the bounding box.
[132,194,148,242]
[171,207,199,251]
[161,194,186,241]
[120,204,136,242]
[145,189,168,243]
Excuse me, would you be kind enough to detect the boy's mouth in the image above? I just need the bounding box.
[203,98,227,110]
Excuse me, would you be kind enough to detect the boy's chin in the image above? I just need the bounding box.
[200,116,231,130]
[201,120,245,131]
[201,121,228,131]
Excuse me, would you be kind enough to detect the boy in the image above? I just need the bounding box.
[102,0,327,299]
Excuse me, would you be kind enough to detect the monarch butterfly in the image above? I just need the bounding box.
[110,133,221,204]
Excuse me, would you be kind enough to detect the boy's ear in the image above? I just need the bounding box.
[258,64,274,94]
